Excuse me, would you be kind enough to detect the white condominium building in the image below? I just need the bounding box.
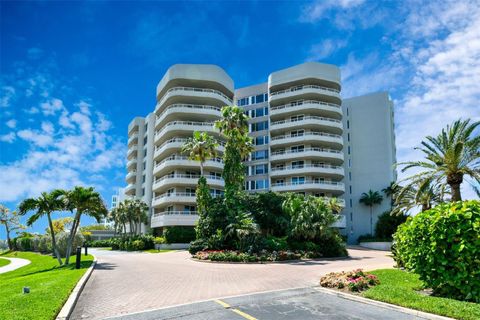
[125,62,396,243]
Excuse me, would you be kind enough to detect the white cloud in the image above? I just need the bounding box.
[17,129,54,148]
[0,86,15,107]
[0,132,15,143]
[300,0,365,23]
[6,119,17,129]
[24,106,39,114]
[307,39,348,61]
[40,98,64,115]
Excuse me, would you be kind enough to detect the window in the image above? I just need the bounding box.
[291,145,304,153]
[313,177,325,183]
[144,149,147,157]
[209,172,221,179]
[347,120,350,129]
[255,164,268,175]
[142,175,146,183]
[250,179,269,190]
[349,186,352,194]
[167,206,173,212]
[143,161,146,170]
[347,133,350,142]
[210,189,224,197]
[251,150,268,160]
[275,179,285,186]
[184,205,195,213]
[290,130,304,137]
[145,123,148,131]
[314,192,325,197]
[143,136,147,145]
[291,115,304,121]
[142,188,145,196]
[291,161,304,169]
[255,135,269,145]
[350,199,353,207]
[167,188,174,195]
[251,121,268,132]
[255,94,264,104]
[186,188,195,196]
[291,176,305,185]
[348,146,351,154]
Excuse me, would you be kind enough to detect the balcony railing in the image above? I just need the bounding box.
[271,164,342,172]
[153,211,198,217]
[271,116,341,126]
[271,147,342,156]
[155,121,216,137]
[154,155,223,168]
[270,99,341,111]
[155,138,225,152]
[157,86,233,107]
[272,180,344,187]
[158,104,222,116]
[270,131,342,141]
[270,84,340,96]
[154,192,196,200]
[154,174,223,184]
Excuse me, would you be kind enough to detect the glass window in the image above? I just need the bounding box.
[251,150,268,160]
[291,161,304,169]
[292,177,305,185]
[255,94,264,104]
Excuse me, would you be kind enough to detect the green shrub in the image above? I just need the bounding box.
[164,226,196,243]
[264,236,288,251]
[357,234,391,243]
[374,211,407,240]
[393,200,480,302]
[85,239,112,247]
[189,239,208,255]
[154,236,166,245]
[132,239,145,251]
[15,236,33,251]
[314,230,347,257]
[56,232,85,257]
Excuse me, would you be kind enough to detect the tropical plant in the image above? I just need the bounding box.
[398,119,480,201]
[195,176,213,239]
[63,186,107,264]
[0,205,25,250]
[359,190,383,235]
[374,211,407,240]
[18,190,65,265]
[282,194,337,241]
[127,199,149,235]
[225,211,259,251]
[392,180,448,215]
[181,131,218,176]
[325,197,344,214]
[393,200,480,302]
[214,106,254,198]
[382,182,400,206]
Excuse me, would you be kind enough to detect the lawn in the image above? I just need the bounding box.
[0,257,11,267]
[0,251,94,320]
[363,269,480,320]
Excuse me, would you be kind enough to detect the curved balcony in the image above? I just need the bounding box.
[127,148,137,160]
[126,159,137,170]
[153,138,225,161]
[269,85,341,105]
[127,133,139,147]
[151,211,199,228]
[152,174,224,192]
[270,116,343,135]
[126,171,137,183]
[151,192,196,207]
[270,148,344,164]
[270,132,343,149]
[125,183,136,196]
[154,121,218,145]
[271,180,345,194]
[153,156,223,176]
[155,104,222,129]
[155,87,232,114]
[270,100,342,120]
[270,164,344,179]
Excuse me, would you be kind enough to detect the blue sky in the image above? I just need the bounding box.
[1,0,479,238]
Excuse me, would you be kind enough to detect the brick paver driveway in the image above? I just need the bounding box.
[71,247,393,319]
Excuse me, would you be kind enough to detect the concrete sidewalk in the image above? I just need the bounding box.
[0,257,31,274]
[71,248,393,319]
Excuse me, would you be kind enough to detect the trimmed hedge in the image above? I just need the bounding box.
[164,226,196,243]
[393,200,480,302]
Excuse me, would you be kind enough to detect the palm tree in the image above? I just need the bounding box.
[63,186,107,264]
[181,131,218,177]
[129,199,149,235]
[214,105,250,137]
[399,119,480,201]
[382,182,400,206]
[325,197,343,215]
[393,180,448,215]
[359,190,383,235]
[18,190,65,265]
[225,212,258,250]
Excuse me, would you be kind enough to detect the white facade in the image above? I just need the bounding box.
[126,62,396,242]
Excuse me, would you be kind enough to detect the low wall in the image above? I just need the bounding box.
[359,241,392,251]
[154,243,190,250]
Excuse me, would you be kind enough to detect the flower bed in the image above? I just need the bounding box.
[320,269,380,292]
[193,249,312,262]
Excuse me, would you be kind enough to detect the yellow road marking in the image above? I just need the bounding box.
[232,308,258,320]
[214,299,258,320]
[214,299,231,308]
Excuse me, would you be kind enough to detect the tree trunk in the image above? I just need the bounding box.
[200,162,204,177]
[65,212,80,265]
[370,206,373,235]
[5,224,12,250]
[47,213,63,265]
[447,173,463,201]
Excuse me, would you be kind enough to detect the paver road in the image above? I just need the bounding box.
[71,247,394,319]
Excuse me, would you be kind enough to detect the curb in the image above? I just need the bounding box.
[314,286,454,320]
[56,256,97,320]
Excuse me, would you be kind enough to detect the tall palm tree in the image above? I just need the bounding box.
[129,199,149,235]
[393,180,448,215]
[18,190,65,265]
[359,190,383,235]
[181,131,218,177]
[63,186,107,264]
[325,197,343,215]
[214,105,250,137]
[382,182,400,206]
[399,119,480,201]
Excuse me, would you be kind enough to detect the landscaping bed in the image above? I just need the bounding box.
[321,268,480,320]
[0,251,94,320]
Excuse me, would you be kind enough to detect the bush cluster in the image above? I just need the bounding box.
[194,249,305,262]
[357,211,407,243]
[393,200,480,302]
[12,232,84,257]
[320,269,380,292]
[163,226,196,243]
[109,235,154,251]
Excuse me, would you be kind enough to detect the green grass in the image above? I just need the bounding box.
[0,257,11,267]
[142,249,175,253]
[0,251,94,320]
[363,269,480,320]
